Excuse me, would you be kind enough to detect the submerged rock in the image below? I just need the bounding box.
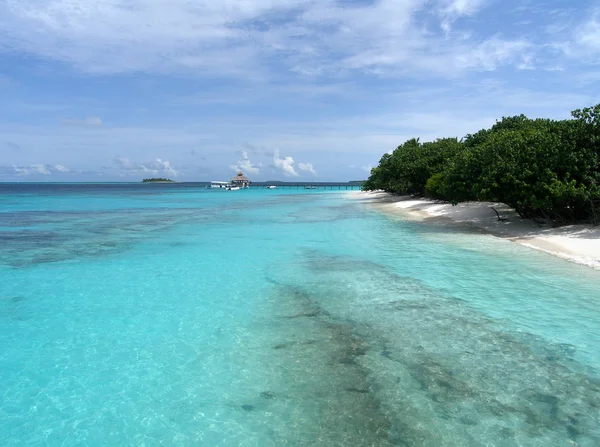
[260,391,276,400]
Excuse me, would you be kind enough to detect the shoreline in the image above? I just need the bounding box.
[351,191,600,270]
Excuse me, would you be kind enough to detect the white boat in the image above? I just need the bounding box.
[267,185,277,189]
[210,181,230,189]
[226,186,240,191]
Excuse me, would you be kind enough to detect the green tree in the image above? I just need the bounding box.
[364,103,600,225]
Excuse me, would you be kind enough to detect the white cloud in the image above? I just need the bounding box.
[1,163,73,176]
[0,0,535,78]
[298,162,317,176]
[440,0,486,17]
[114,157,178,177]
[19,164,50,175]
[0,0,284,75]
[53,164,71,172]
[439,0,487,33]
[1,77,593,181]
[230,151,261,175]
[114,157,136,169]
[273,149,299,177]
[545,8,600,63]
[455,38,532,72]
[146,159,177,177]
[575,13,600,54]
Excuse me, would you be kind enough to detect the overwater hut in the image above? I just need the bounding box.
[231,171,251,188]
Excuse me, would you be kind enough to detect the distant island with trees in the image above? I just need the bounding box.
[142,178,174,183]
[363,103,600,226]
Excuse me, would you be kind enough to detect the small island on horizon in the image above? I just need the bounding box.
[142,178,174,183]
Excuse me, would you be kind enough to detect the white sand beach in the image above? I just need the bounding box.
[352,191,600,270]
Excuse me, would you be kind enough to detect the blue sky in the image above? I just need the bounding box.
[0,0,599,182]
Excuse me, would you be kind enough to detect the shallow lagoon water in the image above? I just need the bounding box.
[1,184,600,446]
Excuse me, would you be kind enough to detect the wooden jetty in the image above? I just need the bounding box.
[249,182,364,190]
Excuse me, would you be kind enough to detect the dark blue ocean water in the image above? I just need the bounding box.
[1,183,599,446]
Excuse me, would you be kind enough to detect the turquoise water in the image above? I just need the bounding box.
[1,184,600,446]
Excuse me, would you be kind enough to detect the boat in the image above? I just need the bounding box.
[210,181,230,189]
[267,185,277,189]
[304,186,317,190]
[226,186,240,191]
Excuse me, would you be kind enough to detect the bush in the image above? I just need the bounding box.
[363,104,600,225]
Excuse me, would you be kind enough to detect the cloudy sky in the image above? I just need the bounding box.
[0,0,598,182]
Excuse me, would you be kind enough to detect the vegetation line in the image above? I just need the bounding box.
[142,178,174,183]
[363,104,600,226]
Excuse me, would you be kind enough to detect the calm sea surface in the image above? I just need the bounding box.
[1,183,599,446]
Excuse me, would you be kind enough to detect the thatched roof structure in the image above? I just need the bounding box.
[232,171,250,183]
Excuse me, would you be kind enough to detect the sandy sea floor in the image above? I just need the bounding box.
[351,191,600,270]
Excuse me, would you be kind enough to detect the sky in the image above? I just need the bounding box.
[0,0,599,182]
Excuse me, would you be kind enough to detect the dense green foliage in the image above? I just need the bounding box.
[363,104,600,225]
[142,178,174,183]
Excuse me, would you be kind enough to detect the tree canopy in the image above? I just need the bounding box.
[363,104,600,225]
[142,178,174,183]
